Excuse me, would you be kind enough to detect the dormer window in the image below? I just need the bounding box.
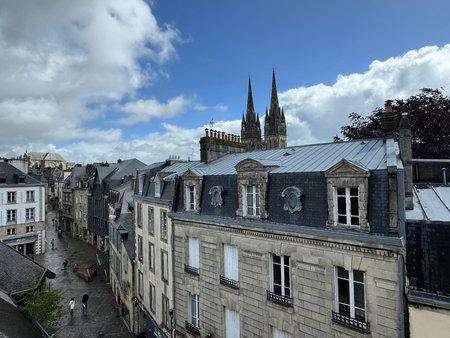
[325,159,370,231]
[243,185,260,216]
[138,173,144,195]
[185,185,196,211]
[154,177,161,198]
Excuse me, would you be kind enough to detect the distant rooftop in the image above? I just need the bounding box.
[406,184,450,222]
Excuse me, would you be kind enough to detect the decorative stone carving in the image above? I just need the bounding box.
[209,186,224,207]
[281,186,303,213]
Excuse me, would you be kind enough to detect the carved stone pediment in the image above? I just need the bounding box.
[182,169,202,180]
[235,159,266,173]
[324,159,370,178]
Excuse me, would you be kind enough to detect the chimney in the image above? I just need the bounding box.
[398,112,413,209]
[199,129,246,163]
[381,100,397,140]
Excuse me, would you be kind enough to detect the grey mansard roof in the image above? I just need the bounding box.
[195,138,389,175]
[0,162,43,185]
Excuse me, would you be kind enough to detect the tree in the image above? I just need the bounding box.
[16,289,64,327]
[337,88,450,158]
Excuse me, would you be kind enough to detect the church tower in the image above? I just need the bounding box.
[241,77,262,151]
[264,69,287,149]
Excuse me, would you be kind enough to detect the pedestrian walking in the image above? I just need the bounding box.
[82,294,89,314]
[73,263,79,272]
[62,259,68,270]
[69,298,75,316]
[51,238,55,250]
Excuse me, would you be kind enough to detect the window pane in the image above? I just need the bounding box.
[350,196,359,216]
[337,267,348,278]
[354,282,365,309]
[337,187,345,196]
[351,216,359,225]
[274,284,282,295]
[353,270,364,282]
[355,308,366,322]
[337,196,346,214]
[338,215,347,224]
[338,279,350,304]
[350,187,358,196]
[339,303,350,317]
[273,264,281,285]
[284,265,290,287]
[273,254,281,264]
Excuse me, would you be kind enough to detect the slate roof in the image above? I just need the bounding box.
[194,138,389,175]
[27,152,65,162]
[108,158,147,180]
[63,166,87,189]
[160,161,202,178]
[406,184,450,222]
[0,242,55,295]
[0,292,42,338]
[0,162,42,185]
[111,191,135,259]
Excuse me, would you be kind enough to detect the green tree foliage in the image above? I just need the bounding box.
[337,88,450,158]
[16,289,64,327]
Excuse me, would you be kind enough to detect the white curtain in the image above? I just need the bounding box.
[273,328,292,338]
[224,245,238,281]
[225,308,240,338]
[189,237,199,268]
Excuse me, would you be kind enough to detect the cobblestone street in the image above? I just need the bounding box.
[34,209,135,338]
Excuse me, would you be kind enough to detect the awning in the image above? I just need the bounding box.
[2,235,38,246]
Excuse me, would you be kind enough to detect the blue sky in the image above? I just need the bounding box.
[1,0,450,164]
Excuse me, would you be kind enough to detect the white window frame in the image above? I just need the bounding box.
[7,209,17,224]
[138,235,143,262]
[188,237,199,269]
[26,208,35,221]
[162,294,169,327]
[334,267,367,322]
[188,292,200,328]
[26,190,35,202]
[225,308,240,338]
[269,253,291,297]
[149,243,155,271]
[148,207,154,235]
[7,228,16,235]
[137,203,142,228]
[224,245,239,281]
[7,191,16,203]
[162,250,168,282]
[333,187,360,227]
[26,225,34,233]
[242,185,260,217]
[185,185,196,211]
[160,210,168,240]
[149,282,156,313]
[138,271,144,298]
[154,178,161,198]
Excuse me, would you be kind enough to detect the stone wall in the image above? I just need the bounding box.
[174,218,402,337]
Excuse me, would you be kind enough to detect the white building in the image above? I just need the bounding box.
[0,163,46,255]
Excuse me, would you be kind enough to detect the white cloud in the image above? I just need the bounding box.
[117,95,190,124]
[280,45,450,145]
[0,0,179,155]
[194,103,228,112]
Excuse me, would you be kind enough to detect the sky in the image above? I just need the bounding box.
[1,0,450,165]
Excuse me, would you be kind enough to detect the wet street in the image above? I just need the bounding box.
[34,210,135,338]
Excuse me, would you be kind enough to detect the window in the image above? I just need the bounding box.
[225,308,240,338]
[148,207,154,235]
[161,250,168,282]
[333,267,368,332]
[138,271,144,298]
[7,192,16,203]
[26,191,35,202]
[162,294,169,328]
[243,185,260,216]
[26,208,35,221]
[188,292,200,328]
[160,210,167,240]
[124,254,128,273]
[335,187,359,226]
[188,237,199,269]
[137,203,142,228]
[7,209,16,224]
[268,253,292,306]
[273,328,292,338]
[185,185,196,211]
[221,245,239,288]
[149,283,156,313]
[26,225,34,232]
[149,243,155,271]
[7,228,16,235]
[154,178,161,198]
[138,235,143,262]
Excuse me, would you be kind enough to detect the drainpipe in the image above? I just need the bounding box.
[443,168,447,185]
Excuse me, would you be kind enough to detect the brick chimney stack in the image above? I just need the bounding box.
[381,100,397,140]
[199,128,246,163]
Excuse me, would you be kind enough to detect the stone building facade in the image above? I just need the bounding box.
[171,123,408,337]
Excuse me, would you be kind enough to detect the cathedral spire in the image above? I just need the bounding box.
[270,68,279,110]
[246,76,256,120]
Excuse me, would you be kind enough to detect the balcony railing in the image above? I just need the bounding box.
[184,264,199,276]
[267,290,293,307]
[332,311,370,333]
[220,275,239,289]
[185,321,200,336]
